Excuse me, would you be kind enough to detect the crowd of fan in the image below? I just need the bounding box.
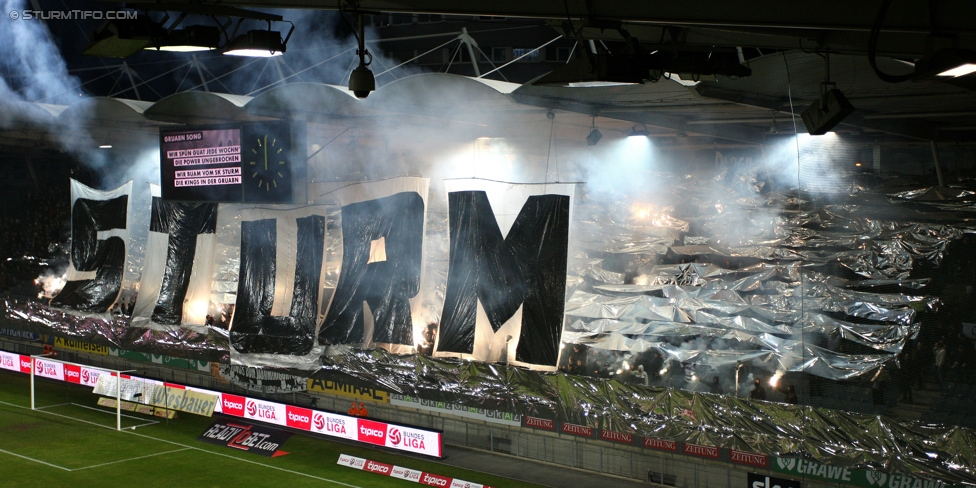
[0,189,70,294]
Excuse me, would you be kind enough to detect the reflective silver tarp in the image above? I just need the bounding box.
[317,349,976,485]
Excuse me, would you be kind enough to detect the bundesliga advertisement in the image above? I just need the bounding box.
[217,392,443,457]
[309,410,358,441]
[2,350,442,458]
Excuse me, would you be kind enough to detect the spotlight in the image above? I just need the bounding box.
[801,88,854,135]
[586,117,602,146]
[145,25,220,52]
[803,53,854,135]
[82,18,164,57]
[222,30,286,57]
[629,124,650,137]
[586,127,603,146]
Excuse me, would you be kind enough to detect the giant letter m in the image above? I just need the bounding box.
[437,190,569,366]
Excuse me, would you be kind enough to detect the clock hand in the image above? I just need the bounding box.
[263,135,268,170]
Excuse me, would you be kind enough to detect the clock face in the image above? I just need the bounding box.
[248,134,287,192]
[241,122,292,203]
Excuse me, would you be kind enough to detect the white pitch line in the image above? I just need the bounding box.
[0,447,72,471]
[72,448,191,471]
[0,400,364,488]
[124,429,365,488]
[0,400,121,431]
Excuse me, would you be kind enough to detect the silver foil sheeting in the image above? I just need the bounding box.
[316,349,976,485]
[4,299,228,361]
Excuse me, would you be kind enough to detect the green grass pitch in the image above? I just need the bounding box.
[0,370,544,488]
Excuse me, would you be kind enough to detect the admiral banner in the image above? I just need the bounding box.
[197,421,292,457]
[308,378,388,402]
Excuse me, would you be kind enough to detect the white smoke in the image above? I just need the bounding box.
[34,269,66,298]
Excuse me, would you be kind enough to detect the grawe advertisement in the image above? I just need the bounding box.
[772,457,957,488]
[338,454,492,488]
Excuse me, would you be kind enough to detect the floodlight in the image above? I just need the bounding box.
[145,25,220,52]
[801,88,854,135]
[586,117,602,146]
[629,124,650,137]
[82,18,164,57]
[586,127,603,146]
[223,30,286,57]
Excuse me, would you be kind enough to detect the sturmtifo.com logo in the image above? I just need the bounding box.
[9,10,137,20]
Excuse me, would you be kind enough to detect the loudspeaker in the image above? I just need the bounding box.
[801,89,855,135]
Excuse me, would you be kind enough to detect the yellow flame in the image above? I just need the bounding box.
[630,202,657,220]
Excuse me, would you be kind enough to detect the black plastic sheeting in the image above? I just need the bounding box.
[316,349,976,486]
[438,191,569,366]
[318,192,424,346]
[148,198,217,325]
[51,195,128,312]
[231,215,324,355]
